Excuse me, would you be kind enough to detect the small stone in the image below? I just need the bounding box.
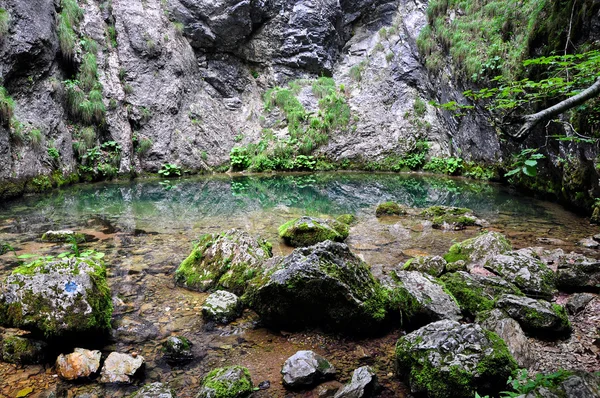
[402,256,446,277]
[334,366,378,398]
[477,309,532,368]
[56,348,101,380]
[0,333,47,364]
[162,336,193,364]
[279,216,349,247]
[566,293,595,314]
[281,350,335,388]
[202,290,242,324]
[15,387,33,398]
[99,352,145,383]
[258,380,270,390]
[375,202,406,217]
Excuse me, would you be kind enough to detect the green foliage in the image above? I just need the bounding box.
[0,8,9,39]
[135,137,153,155]
[47,147,60,160]
[0,86,15,127]
[349,60,368,82]
[311,77,336,99]
[505,149,545,178]
[107,25,117,47]
[28,129,43,148]
[57,0,83,61]
[158,163,182,177]
[500,369,573,397]
[173,21,184,35]
[424,157,464,175]
[230,147,251,170]
[413,97,427,117]
[79,53,98,91]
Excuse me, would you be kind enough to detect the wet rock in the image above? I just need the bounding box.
[112,317,159,344]
[387,270,461,327]
[0,257,112,337]
[202,290,242,324]
[577,238,599,249]
[162,336,193,364]
[440,271,522,318]
[420,206,479,230]
[375,202,406,217]
[519,371,600,398]
[40,230,85,243]
[315,381,343,397]
[99,352,145,383]
[198,366,254,398]
[443,232,512,267]
[556,253,600,292]
[477,309,532,368]
[245,241,389,334]
[484,252,557,300]
[402,256,446,277]
[334,366,378,398]
[496,294,571,337]
[56,348,101,380]
[279,216,349,247]
[131,382,175,398]
[0,332,46,364]
[174,229,272,295]
[281,350,335,388]
[395,320,517,398]
[566,293,595,314]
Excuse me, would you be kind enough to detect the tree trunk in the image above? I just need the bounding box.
[512,77,600,139]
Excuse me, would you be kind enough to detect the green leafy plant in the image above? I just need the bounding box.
[505,149,545,178]
[47,147,60,160]
[158,163,182,177]
[500,369,573,397]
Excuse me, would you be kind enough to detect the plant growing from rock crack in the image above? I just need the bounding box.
[0,86,15,127]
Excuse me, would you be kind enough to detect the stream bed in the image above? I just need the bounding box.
[0,172,598,398]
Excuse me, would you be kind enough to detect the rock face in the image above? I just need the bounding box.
[279,217,350,247]
[281,350,335,388]
[0,257,112,337]
[334,366,378,398]
[174,229,272,295]
[444,232,512,267]
[201,290,242,324]
[0,333,46,364]
[402,255,446,277]
[162,336,193,364]
[198,366,254,398]
[56,348,102,380]
[495,294,571,337]
[131,382,175,398]
[99,352,145,383]
[245,240,388,334]
[477,309,532,368]
[484,252,557,300]
[388,270,461,326]
[395,320,517,398]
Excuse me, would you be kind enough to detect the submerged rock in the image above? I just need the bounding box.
[387,270,461,327]
[0,257,112,337]
[162,336,193,364]
[566,293,595,314]
[278,216,349,247]
[395,320,517,398]
[334,366,378,398]
[495,294,571,337]
[245,241,388,334]
[443,232,512,267]
[555,253,600,292]
[477,309,532,368]
[41,230,85,243]
[198,366,254,398]
[484,251,557,300]
[131,382,175,398]
[375,202,406,217]
[56,348,101,380]
[174,229,272,295]
[402,256,446,277]
[202,290,242,324]
[281,350,335,388]
[0,332,46,364]
[99,352,145,383]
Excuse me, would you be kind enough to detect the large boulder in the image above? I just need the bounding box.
[477,309,532,368]
[402,256,446,277]
[174,229,272,295]
[202,290,242,324]
[334,366,378,398]
[440,271,522,318]
[395,320,517,398]
[99,352,145,383]
[484,252,557,300]
[495,294,571,337]
[0,257,112,337]
[443,232,512,266]
[56,348,102,380]
[198,366,254,398]
[555,252,600,292]
[244,241,389,334]
[0,332,46,364]
[278,217,349,247]
[387,270,461,327]
[281,350,335,388]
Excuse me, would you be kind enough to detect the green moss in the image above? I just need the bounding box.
[201,366,253,398]
[443,242,470,263]
[278,217,349,247]
[439,273,494,317]
[476,330,519,393]
[0,336,44,364]
[420,206,470,217]
[336,214,356,225]
[551,303,571,331]
[375,201,406,217]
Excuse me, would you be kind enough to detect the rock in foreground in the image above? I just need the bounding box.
[334,366,378,398]
[56,348,101,380]
[0,333,46,364]
[100,352,145,383]
[202,290,242,324]
[198,366,253,398]
[495,294,571,337]
[443,232,512,266]
[279,216,349,247]
[162,336,193,364]
[281,350,335,388]
[395,320,517,398]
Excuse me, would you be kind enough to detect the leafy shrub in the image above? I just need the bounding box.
[158,163,182,177]
[424,157,464,175]
[230,147,251,170]
[505,149,545,178]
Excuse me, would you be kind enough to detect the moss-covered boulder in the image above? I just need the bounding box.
[484,252,557,300]
[244,241,389,334]
[476,309,532,368]
[439,271,522,318]
[495,294,571,337]
[443,232,512,266]
[395,320,517,398]
[336,214,356,225]
[41,230,86,243]
[278,216,349,247]
[162,336,193,364]
[420,206,479,230]
[198,366,254,398]
[174,229,272,295]
[402,255,446,277]
[555,252,600,292]
[202,290,242,324]
[375,201,406,217]
[0,257,112,338]
[0,333,47,364]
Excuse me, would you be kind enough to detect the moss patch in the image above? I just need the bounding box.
[200,366,253,398]
[278,217,349,247]
[375,201,406,217]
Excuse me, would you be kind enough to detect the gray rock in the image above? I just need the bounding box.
[477,309,532,368]
[0,257,112,337]
[444,232,512,268]
[198,366,254,398]
[566,293,595,314]
[279,216,350,247]
[0,332,46,364]
[496,294,571,337]
[402,255,446,277]
[245,240,388,334]
[395,320,517,398]
[131,382,175,398]
[577,238,599,248]
[388,270,461,326]
[56,348,102,381]
[334,366,378,398]
[202,290,242,324]
[556,253,600,292]
[484,251,557,300]
[112,316,159,344]
[281,350,335,388]
[162,336,193,364]
[99,352,145,383]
